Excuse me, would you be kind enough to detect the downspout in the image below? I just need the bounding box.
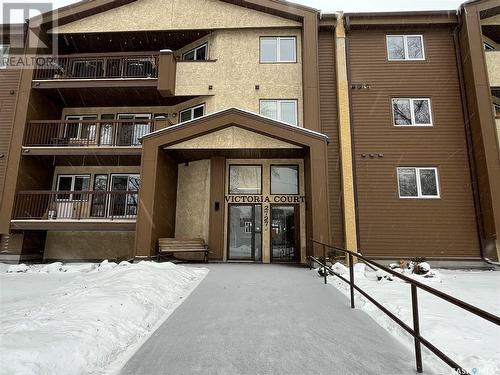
[452,8,498,266]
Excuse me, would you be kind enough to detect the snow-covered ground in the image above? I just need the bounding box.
[0,261,208,375]
[325,263,500,375]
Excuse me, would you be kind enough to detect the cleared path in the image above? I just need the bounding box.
[120,264,417,375]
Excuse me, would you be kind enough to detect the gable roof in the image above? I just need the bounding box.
[32,0,318,30]
[142,107,329,147]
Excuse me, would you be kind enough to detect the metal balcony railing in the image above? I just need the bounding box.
[33,52,159,80]
[23,119,154,147]
[13,190,139,220]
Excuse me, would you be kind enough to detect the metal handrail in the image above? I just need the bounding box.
[307,238,500,375]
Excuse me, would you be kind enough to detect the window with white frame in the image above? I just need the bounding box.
[182,43,208,61]
[260,37,296,63]
[56,175,90,200]
[392,98,432,126]
[179,104,205,123]
[65,115,98,141]
[494,103,500,117]
[0,45,9,68]
[260,99,298,126]
[387,35,425,61]
[484,42,495,51]
[397,167,439,198]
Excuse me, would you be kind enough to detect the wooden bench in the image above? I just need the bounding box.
[157,238,209,263]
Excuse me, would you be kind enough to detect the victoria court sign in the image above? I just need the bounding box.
[225,195,306,203]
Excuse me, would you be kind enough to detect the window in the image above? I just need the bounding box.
[397,167,439,198]
[109,174,140,217]
[182,44,208,61]
[116,113,152,145]
[271,165,299,195]
[91,175,109,217]
[494,103,500,117]
[56,175,90,201]
[484,42,495,51]
[387,35,425,61]
[65,115,98,142]
[0,45,9,69]
[229,165,262,195]
[260,37,296,63]
[392,98,432,126]
[179,104,205,123]
[260,100,298,126]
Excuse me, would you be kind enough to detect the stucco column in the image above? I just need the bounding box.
[335,14,359,261]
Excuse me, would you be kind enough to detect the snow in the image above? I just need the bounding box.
[0,261,208,375]
[324,263,500,375]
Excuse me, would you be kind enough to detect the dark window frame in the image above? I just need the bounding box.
[270,164,300,195]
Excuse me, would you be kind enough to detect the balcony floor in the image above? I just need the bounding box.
[11,219,136,231]
[22,146,143,156]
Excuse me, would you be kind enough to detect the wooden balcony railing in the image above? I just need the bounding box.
[33,52,159,80]
[13,191,139,220]
[23,119,154,147]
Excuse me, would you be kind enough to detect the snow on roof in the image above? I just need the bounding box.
[142,107,329,142]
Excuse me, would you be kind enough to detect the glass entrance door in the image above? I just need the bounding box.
[271,205,299,262]
[228,204,262,261]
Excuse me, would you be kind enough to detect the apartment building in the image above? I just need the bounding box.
[0,0,498,263]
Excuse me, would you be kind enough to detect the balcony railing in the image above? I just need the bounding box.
[13,191,138,220]
[24,119,154,147]
[33,52,159,80]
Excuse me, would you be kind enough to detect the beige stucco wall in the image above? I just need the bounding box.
[176,28,304,126]
[481,14,500,26]
[44,231,135,261]
[223,159,306,264]
[167,126,301,149]
[175,159,210,243]
[486,51,500,87]
[50,0,300,33]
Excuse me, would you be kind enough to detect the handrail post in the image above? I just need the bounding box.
[348,253,355,309]
[411,284,423,373]
[323,244,327,284]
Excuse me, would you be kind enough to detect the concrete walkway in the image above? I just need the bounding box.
[120,264,417,375]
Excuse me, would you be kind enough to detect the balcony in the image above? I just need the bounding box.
[23,119,157,155]
[485,51,500,87]
[31,51,182,106]
[33,52,159,82]
[11,190,138,231]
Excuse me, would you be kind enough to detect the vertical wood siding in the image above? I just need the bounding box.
[319,30,344,248]
[0,68,21,203]
[348,27,480,257]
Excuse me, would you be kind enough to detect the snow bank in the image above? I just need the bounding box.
[0,261,208,375]
[325,263,500,375]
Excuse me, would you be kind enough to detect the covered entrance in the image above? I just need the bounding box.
[135,108,332,263]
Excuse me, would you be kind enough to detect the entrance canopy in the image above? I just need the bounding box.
[136,108,332,259]
[142,108,329,158]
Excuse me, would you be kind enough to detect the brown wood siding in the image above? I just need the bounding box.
[0,69,21,205]
[319,30,344,248]
[348,27,480,258]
